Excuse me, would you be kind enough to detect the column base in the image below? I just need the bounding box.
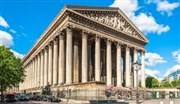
[58,83,64,86]
[53,83,58,86]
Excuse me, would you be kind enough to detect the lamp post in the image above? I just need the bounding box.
[133,60,141,104]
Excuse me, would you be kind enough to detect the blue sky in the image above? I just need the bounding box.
[0,0,180,80]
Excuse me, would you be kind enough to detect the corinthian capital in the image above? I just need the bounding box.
[106,39,112,45]
[82,30,88,39]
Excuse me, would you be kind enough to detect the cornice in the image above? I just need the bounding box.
[67,9,148,45]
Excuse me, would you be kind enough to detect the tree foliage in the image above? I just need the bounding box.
[146,76,159,88]
[145,75,180,88]
[161,80,172,87]
[0,46,25,101]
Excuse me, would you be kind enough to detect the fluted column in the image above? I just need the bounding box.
[116,43,122,87]
[38,53,41,87]
[26,62,30,89]
[53,38,58,86]
[29,59,33,88]
[66,26,73,84]
[82,31,88,83]
[95,36,101,81]
[133,48,138,87]
[35,55,38,87]
[58,33,65,85]
[34,58,36,88]
[48,43,53,85]
[106,39,112,85]
[33,58,36,88]
[73,36,79,83]
[141,50,145,88]
[125,46,130,87]
[32,59,35,88]
[35,57,37,88]
[40,50,44,87]
[44,46,48,86]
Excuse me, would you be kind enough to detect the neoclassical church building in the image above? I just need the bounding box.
[19,5,148,98]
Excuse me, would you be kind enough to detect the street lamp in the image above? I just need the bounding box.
[133,60,141,104]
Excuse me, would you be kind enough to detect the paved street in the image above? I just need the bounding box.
[0,99,180,104]
[0,101,59,104]
[140,99,180,104]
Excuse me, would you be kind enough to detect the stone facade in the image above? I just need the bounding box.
[19,5,148,96]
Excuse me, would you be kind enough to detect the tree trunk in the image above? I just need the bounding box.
[0,85,4,102]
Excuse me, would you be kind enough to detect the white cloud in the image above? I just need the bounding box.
[10,49,24,59]
[157,0,179,16]
[172,49,180,64]
[110,0,170,34]
[164,64,180,77]
[145,52,167,66]
[0,30,14,47]
[10,29,16,34]
[147,0,179,16]
[0,16,9,28]
[110,0,138,18]
[146,68,160,77]
[133,13,170,34]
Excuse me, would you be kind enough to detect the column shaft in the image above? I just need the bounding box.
[40,51,44,87]
[58,34,65,85]
[82,32,88,83]
[141,51,145,88]
[106,40,112,85]
[44,47,48,86]
[30,61,32,89]
[66,27,73,84]
[95,36,101,81]
[125,46,130,87]
[133,49,138,87]
[38,54,41,87]
[36,56,38,88]
[116,43,122,87]
[73,37,79,83]
[48,43,53,85]
[53,39,58,85]
[34,58,36,88]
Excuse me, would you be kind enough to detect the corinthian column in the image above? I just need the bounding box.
[32,58,35,88]
[40,50,44,87]
[141,50,145,88]
[37,55,40,87]
[133,48,138,88]
[66,26,73,84]
[44,46,48,86]
[95,36,100,82]
[58,33,65,85]
[125,46,130,87]
[38,53,41,87]
[48,42,53,85]
[34,57,36,88]
[73,36,79,83]
[53,38,58,86]
[82,31,88,83]
[35,55,38,87]
[106,39,112,85]
[116,43,122,87]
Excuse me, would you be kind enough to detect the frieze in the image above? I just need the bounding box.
[76,11,142,40]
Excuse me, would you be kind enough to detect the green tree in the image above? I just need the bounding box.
[145,76,159,88]
[161,80,172,88]
[171,80,177,87]
[0,46,25,101]
[146,76,154,88]
[152,78,159,88]
[138,81,141,87]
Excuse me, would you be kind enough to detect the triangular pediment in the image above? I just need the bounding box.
[65,5,148,43]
